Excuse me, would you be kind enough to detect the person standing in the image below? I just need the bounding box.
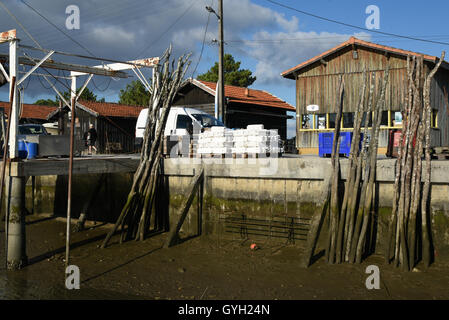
[87,123,98,155]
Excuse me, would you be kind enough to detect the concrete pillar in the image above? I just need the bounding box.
[6,176,27,270]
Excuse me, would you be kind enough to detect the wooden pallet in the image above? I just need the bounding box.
[433,147,449,154]
[199,153,226,159]
[232,152,278,159]
[432,153,449,160]
[195,152,280,159]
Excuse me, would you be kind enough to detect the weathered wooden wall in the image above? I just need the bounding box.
[296,47,408,114]
[76,109,136,153]
[174,83,215,108]
[295,45,449,150]
[431,68,449,147]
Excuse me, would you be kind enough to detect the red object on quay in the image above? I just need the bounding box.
[386,129,417,158]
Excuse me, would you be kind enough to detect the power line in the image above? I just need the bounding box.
[227,42,277,68]
[37,72,56,90]
[191,1,213,78]
[20,0,97,57]
[20,51,74,96]
[92,77,112,92]
[265,0,449,47]
[0,0,42,48]
[134,0,198,59]
[226,34,449,44]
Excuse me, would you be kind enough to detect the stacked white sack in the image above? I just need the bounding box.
[197,124,282,155]
[232,124,281,154]
[197,126,233,154]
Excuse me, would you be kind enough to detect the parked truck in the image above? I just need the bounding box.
[135,106,224,150]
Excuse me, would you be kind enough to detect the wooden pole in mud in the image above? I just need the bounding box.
[65,95,76,269]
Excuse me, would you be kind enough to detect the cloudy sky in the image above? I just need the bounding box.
[1,0,449,138]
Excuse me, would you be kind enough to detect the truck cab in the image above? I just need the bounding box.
[135,106,224,147]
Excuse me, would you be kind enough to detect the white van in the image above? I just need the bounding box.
[135,106,224,146]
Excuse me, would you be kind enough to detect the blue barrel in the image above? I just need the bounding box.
[26,142,38,159]
[18,140,27,159]
[318,132,362,157]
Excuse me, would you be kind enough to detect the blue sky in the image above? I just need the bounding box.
[1,0,449,138]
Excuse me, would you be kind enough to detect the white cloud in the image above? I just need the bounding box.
[274,14,299,33]
[247,30,371,84]
[89,25,136,47]
[0,0,371,103]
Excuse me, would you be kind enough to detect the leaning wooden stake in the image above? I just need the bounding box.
[421,52,445,267]
[386,52,444,270]
[337,70,366,263]
[344,73,375,262]
[300,172,332,268]
[101,48,191,248]
[164,169,204,248]
[354,66,390,264]
[327,76,345,264]
[302,76,344,267]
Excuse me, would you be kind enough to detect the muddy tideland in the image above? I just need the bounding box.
[0,214,448,300]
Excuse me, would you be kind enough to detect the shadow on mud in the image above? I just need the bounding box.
[26,216,56,225]
[310,249,325,265]
[81,246,162,284]
[27,233,108,266]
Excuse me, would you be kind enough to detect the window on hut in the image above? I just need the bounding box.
[361,112,373,127]
[343,113,354,128]
[328,113,336,129]
[432,109,438,128]
[380,111,389,127]
[393,111,403,127]
[301,114,313,129]
[316,114,326,129]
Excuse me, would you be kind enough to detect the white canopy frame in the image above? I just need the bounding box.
[1,28,159,270]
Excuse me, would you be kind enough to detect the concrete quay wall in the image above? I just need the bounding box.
[23,157,449,259]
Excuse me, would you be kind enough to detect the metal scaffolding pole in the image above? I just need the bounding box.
[0,28,158,272]
[8,37,18,159]
[218,0,225,125]
[65,75,77,269]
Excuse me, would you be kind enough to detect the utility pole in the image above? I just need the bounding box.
[207,1,226,125]
[218,0,225,126]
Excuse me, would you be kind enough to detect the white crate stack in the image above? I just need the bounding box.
[233,124,281,154]
[197,124,282,155]
[197,126,234,155]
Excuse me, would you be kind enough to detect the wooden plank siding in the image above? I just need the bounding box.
[296,47,409,114]
[173,83,216,115]
[173,84,292,140]
[75,109,137,154]
[174,83,215,106]
[294,45,448,151]
[430,68,449,147]
[226,104,289,140]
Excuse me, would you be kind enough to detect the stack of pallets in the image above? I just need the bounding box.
[432,147,449,160]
